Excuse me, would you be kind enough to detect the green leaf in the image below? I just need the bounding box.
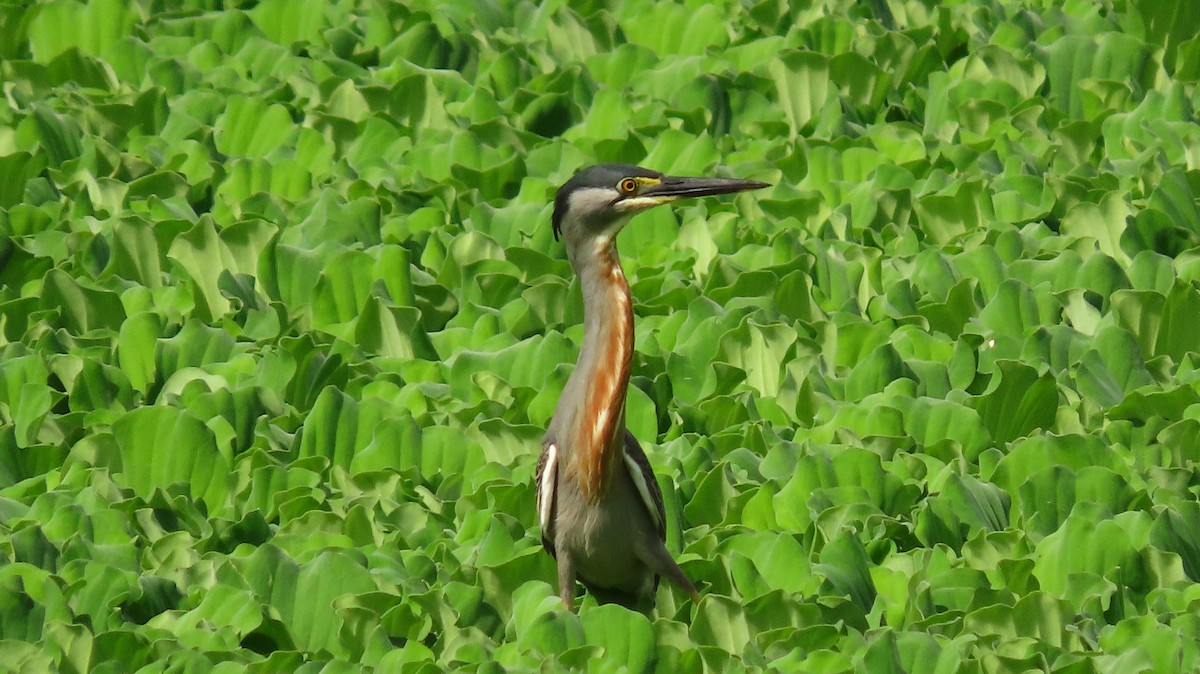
[40,268,126,334]
[0,152,44,209]
[622,3,729,56]
[913,180,989,244]
[769,51,833,138]
[990,433,1122,493]
[1073,325,1154,407]
[1132,0,1200,73]
[355,296,438,360]
[296,387,391,470]
[690,595,752,656]
[716,318,797,398]
[1112,281,1200,363]
[1045,33,1153,120]
[969,360,1058,445]
[28,0,137,62]
[724,531,813,598]
[894,397,992,460]
[117,311,161,393]
[1032,504,1137,599]
[942,473,1010,533]
[579,605,656,672]
[1018,466,1135,540]
[814,532,876,615]
[1099,614,1200,674]
[1149,502,1200,581]
[507,580,584,654]
[112,406,231,511]
[166,218,238,320]
[156,320,243,381]
[213,96,295,159]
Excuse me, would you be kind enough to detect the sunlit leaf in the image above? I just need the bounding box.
[111,406,231,510]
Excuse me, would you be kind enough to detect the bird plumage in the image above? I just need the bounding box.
[537,163,767,610]
[552,164,664,240]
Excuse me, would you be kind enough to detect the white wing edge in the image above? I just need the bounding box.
[623,448,663,533]
[537,442,558,531]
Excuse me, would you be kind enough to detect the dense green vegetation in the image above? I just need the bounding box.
[2,0,1200,671]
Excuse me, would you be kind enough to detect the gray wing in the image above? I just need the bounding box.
[535,439,558,557]
[621,429,666,541]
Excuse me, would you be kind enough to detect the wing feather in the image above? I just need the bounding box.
[535,441,558,557]
[621,430,666,539]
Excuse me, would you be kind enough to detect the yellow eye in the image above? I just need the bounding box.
[618,178,638,194]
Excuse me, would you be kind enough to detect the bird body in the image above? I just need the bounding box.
[536,163,768,609]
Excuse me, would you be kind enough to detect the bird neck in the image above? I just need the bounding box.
[564,238,634,501]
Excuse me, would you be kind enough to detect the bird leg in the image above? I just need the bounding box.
[557,553,577,610]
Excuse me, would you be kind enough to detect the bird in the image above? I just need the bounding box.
[535,163,769,610]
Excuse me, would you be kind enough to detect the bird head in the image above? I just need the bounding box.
[551,163,769,244]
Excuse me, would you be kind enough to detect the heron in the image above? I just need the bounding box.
[535,163,769,610]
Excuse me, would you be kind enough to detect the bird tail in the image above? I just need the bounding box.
[645,542,700,601]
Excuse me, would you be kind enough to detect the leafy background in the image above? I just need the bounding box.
[2,0,1200,671]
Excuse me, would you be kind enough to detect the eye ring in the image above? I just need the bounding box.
[618,178,638,194]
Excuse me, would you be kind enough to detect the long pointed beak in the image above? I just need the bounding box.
[613,174,770,214]
[640,175,771,199]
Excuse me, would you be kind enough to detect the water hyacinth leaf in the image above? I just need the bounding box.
[1045,33,1153,121]
[111,406,230,510]
[40,269,126,334]
[355,296,438,361]
[942,473,1009,534]
[214,97,294,159]
[0,152,44,209]
[156,320,243,381]
[716,318,797,398]
[690,595,751,656]
[1131,0,1200,73]
[894,397,992,460]
[770,50,832,138]
[579,604,656,672]
[989,433,1121,493]
[1073,325,1153,407]
[13,381,57,447]
[1017,466,1133,540]
[295,387,391,470]
[27,0,137,62]
[117,311,161,393]
[814,532,876,615]
[968,360,1057,445]
[621,3,729,56]
[1149,502,1200,581]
